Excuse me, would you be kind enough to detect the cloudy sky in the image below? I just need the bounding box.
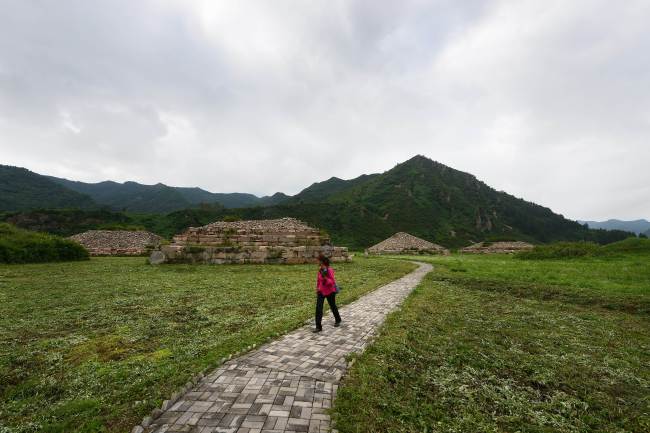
[1,0,649,220]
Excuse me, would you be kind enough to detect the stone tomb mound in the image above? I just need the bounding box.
[69,230,163,256]
[366,232,449,255]
[461,241,534,254]
[150,217,349,264]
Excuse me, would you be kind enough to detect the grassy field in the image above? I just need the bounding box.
[0,256,416,433]
[333,254,650,432]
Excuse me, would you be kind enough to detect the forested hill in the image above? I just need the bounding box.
[47,177,288,213]
[279,155,631,247]
[0,164,292,213]
[0,166,95,211]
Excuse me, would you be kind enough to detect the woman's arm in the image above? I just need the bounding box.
[325,268,335,285]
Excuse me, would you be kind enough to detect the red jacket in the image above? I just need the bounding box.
[317,267,337,296]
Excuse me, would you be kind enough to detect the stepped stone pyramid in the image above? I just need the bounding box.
[69,230,162,256]
[150,217,349,264]
[366,232,448,255]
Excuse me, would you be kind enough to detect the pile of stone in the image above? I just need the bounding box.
[150,217,349,264]
[461,241,534,254]
[69,230,163,256]
[366,232,449,255]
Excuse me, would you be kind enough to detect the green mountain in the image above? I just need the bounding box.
[253,155,631,248]
[0,165,95,211]
[48,178,193,213]
[290,174,379,203]
[48,177,288,212]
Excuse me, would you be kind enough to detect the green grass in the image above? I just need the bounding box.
[0,223,88,264]
[332,254,650,432]
[517,238,650,260]
[419,253,650,313]
[0,256,416,433]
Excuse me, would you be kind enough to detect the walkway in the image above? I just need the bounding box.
[139,262,432,433]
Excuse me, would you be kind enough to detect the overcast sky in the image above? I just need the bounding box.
[1,0,649,220]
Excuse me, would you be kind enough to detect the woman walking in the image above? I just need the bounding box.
[313,255,342,333]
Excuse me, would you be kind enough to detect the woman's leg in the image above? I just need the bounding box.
[315,292,325,330]
[325,293,341,323]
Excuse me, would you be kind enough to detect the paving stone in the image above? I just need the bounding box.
[141,263,431,433]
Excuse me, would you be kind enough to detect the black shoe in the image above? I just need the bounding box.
[334,321,341,327]
[312,327,322,333]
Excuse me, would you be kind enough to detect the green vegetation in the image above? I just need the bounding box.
[48,177,286,212]
[602,237,650,254]
[284,155,634,248]
[518,238,650,259]
[0,165,95,211]
[0,208,225,239]
[517,241,603,259]
[0,209,135,237]
[0,223,88,264]
[1,164,285,214]
[0,256,416,432]
[333,253,650,432]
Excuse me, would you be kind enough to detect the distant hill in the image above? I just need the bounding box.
[47,178,192,213]
[47,177,288,213]
[579,219,650,235]
[0,165,95,211]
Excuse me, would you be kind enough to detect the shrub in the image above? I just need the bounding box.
[517,241,601,260]
[517,237,650,260]
[600,237,650,255]
[0,223,89,263]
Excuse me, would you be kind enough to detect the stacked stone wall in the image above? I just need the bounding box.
[150,218,349,265]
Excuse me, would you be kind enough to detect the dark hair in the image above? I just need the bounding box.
[318,255,330,267]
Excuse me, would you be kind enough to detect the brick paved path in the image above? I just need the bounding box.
[141,262,432,433]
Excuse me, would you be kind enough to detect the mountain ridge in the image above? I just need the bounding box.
[46,175,290,212]
[0,166,96,211]
[1,156,639,248]
[282,155,605,246]
[579,219,650,235]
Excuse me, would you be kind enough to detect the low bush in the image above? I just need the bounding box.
[517,241,601,259]
[517,237,650,260]
[601,237,650,255]
[0,223,89,263]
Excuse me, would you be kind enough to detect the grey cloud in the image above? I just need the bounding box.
[0,0,648,219]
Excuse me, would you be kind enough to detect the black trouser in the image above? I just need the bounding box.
[315,292,341,329]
